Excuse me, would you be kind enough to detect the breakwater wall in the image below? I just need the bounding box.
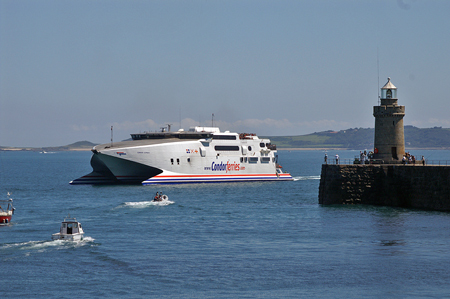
[319,164,450,211]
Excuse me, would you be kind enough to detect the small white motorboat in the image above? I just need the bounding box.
[52,215,84,241]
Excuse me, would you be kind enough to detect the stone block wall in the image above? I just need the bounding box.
[319,164,450,211]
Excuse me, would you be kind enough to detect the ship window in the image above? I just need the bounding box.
[248,146,252,151]
[213,135,237,140]
[261,157,270,163]
[214,146,240,151]
[171,158,174,165]
[240,157,243,163]
[249,157,258,163]
[244,157,247,162]
[177,158,180,165]
[260,143,265,147]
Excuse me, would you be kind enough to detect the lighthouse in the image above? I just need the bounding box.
[373,78,405,163]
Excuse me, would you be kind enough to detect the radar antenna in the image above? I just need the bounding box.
[377,47,380,105]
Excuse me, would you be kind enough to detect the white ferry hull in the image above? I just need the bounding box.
[143,170,293,184]
[71,127,293,185]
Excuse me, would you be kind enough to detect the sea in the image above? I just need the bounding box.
[1,149,450,298]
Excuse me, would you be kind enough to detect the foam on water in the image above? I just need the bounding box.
[123,200,174,208]
[1,237,95,252]
[293,175,320,181]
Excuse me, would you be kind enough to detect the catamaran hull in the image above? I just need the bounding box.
[70,153,162,184]
[71,127,293,185]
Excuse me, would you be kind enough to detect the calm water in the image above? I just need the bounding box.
[1,149,450,298]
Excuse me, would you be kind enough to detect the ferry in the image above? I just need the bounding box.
[70,126,293,185]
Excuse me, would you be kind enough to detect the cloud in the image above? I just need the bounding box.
[213,118,353,135]
[111,119,158,131]
[410,118,450,127]
[397,0,412,10]
[71,117,357,138]
[70,124,98,131]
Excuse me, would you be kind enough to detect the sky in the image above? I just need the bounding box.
[1,0,449,147]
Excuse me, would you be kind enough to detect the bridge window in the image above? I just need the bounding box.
[213,135,237,140]
[214,146,240,151]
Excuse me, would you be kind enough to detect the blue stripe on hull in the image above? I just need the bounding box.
[142,176,293,185]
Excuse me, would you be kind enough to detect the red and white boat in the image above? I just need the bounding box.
[0,192,15,225]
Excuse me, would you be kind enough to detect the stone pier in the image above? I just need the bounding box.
[318,164,450,211]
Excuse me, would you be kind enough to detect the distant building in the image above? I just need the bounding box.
[373,78,405,163]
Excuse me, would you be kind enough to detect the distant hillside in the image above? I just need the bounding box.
[65,141,97,149]
[0,141,97,152]
[40,141,97,151]
[266,126,450,149]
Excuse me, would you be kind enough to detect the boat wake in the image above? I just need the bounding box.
[293,175,321,181]
[1,237,96,253]
[123,200,174,208]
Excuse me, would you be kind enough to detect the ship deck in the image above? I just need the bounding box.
[94,138,199,151]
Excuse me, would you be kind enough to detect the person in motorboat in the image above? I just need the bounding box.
[154,192,162,201]
[153,192,169,202]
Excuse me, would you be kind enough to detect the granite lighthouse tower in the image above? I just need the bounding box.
[320,78,450,211]
[373,78,405,163]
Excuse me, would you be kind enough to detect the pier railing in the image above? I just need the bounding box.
[426,160,450,166]
[324,159,450,166]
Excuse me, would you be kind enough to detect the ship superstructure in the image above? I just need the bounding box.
[70,127,293,185]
